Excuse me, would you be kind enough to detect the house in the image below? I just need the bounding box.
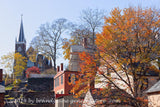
[54,63,80,107]
[0,69,5,107]
[54,63,78,107]
[54,63,79,94]
[146,80,160,107]
[81,63,160,107]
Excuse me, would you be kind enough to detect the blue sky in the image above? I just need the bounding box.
[0,0,159,68]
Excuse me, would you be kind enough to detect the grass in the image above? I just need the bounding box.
[5,84,14,90]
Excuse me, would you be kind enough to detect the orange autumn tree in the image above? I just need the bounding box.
[72,7,160,107]
[71,52,98,96]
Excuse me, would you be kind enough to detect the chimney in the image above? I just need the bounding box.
[83,38,87,48]
[0,69,3,82]
[57,66,60,72]
[61,63,63,71]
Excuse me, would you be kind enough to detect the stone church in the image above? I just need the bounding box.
[15,17,52,78]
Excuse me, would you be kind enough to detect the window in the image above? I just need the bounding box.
[55,77,59,87]
[61,91,63,94]
[55,79,56,87]
[57,77,59,86]
[61,75,63,84]
[68,74,76,84]
[69,74,71,82]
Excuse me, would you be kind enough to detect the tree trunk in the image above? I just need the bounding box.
[53,43,57,71]
[92,29,95,46]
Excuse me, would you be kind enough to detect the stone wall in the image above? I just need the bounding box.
[27,77,54,91]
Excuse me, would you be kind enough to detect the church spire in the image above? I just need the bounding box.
[18,15,26,43]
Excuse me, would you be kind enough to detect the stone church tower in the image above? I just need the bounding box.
[14,17,27,79]
[15,17,26,57]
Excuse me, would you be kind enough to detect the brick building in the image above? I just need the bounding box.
[54,63,79,94]
[54,63,81,107]
[0,69,5,107]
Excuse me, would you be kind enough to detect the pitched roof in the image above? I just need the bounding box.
[17,17,26,43]
[146,80,160,93]
[83,88,133,106]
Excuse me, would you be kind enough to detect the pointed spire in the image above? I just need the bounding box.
[15,37,17,43]
[18,14,26,43]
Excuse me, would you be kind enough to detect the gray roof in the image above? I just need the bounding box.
[0,85,5,93]
[146,80,160,93]
[83,89,132,105]
[18,18,26,43]
[29,74,55,78]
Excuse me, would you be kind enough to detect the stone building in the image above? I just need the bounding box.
[14,17,52,78]
[69,38,95,71]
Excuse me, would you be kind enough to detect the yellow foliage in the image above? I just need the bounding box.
[26,46,37,62]
[14,52,27,76]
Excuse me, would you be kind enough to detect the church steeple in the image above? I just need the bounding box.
[15,15,26,57]
[17,15,26,43]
